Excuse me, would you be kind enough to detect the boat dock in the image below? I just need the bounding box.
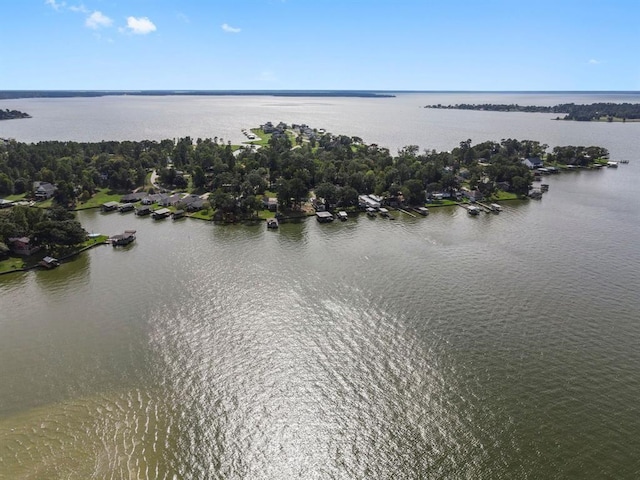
[458,203,482,215]
[110,230,136,246]
[397,208,417,217]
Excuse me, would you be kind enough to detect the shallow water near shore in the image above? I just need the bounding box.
[1,93,640,478]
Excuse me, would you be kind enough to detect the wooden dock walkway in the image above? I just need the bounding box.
[396,208,417,217]
[475,202,493,213]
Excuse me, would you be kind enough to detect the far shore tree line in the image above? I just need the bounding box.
[1,126,609,251]
[425,102,640,121]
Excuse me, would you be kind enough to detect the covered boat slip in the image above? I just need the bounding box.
[316,211,334,223]
[110,230,136,246]
[152,208,171,220]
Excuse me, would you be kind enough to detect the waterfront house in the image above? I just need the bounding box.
[172,209,185,219]
[8,237,40,256]
[33,181,56,200]
[263,197,278,212]
[121,192,148,203]
[167,193,184,206]
[358,195,381,210]
[496,181,511,192]
[186,199,206,212]
[180,194,201,208]
[463,189,484,202]
[522,157,543,169]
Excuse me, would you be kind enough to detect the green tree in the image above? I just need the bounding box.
[0,173,12,196]
[315,182,338,207]
[403,179,425,205]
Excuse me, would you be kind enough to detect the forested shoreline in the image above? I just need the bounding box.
[1,124,609,261]
[424,102,640,121]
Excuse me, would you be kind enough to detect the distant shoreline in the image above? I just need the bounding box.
[424,102,640,122]
[0,90,395,100]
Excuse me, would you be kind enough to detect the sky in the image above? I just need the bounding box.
[1,0,639,91]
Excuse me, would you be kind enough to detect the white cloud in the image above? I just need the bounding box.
[588,59,601,65]
[45,0,66,10]
[86,11,112,29]
[69,4,89,14]
[222,23,241,33]
[126,16,157,35]
[177,12,190,23]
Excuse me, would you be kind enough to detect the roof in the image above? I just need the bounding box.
[9,236,31,244]
[524,157,543,165]
[36,182,56,192]
[121,192,148,202]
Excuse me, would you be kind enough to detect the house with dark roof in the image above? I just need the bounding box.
[121,192,148,203]
[8,237,41,256]
[186,198,206,212]
[33,182,57,200]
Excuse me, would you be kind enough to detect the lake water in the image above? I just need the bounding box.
[1,93,640,479]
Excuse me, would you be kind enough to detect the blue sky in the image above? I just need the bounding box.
[1,0,639,90]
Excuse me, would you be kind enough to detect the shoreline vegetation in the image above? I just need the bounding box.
[1,123,614,273]
[424,102,640,122]
[0,108,31,121]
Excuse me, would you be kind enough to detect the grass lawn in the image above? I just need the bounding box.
[248,129,272,147]
[257,209,276,220]
[0,256,27,274]
[425,199,459,207]
[490,191,521,201]
[75,189,123,210]
[34,199,53,208]
[82,235,109,247]
[189,209,214,220]
[4,193,26,202]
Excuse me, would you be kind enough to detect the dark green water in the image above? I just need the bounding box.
[2,94,640,478]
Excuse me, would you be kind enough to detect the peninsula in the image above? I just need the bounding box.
[424,102,640,121]
[1,124,612,272]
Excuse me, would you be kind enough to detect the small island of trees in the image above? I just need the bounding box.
[0,109,31,121]
[424,102,640,122]
[1,124,610,271]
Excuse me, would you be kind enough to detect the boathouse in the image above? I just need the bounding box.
[152,208,171,220]
[316,211,334,223]
[110,230,136,246]
[118,202,135,213]
[135,206,152,216]
[102,201,119,212]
